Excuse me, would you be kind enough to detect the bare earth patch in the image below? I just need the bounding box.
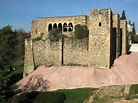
[17,52,138,92]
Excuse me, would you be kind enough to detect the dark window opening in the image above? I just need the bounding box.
[36,29,38,34]
[99,11,101,14]
[63,23,67,32]
[99,22,102,26]
[48,24,52,31]
[53,23,57,29]
[58,23,62,32]
[68,22,73,32]
[63,28,67,32]
[68,28,73,32]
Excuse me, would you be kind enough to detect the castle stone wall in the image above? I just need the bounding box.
[113,14,121,57]
[23,39,34,77]
[89,8,112,68]
[45,40,62,66]
[31,16,88,39]
[24,8,128,77]
[120,20,127,54]
[33,41,46,66]
[63,38,89,66]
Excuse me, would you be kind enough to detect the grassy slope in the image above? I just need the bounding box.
[10,88,97,103]
[2,65,98,103]
[9,84,138,103]
[6,65,23,87]
[55,88,97,103]
[4,66,138,103]
[127,84,138,100]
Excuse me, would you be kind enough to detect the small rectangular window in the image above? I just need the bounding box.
[99,22,101,26]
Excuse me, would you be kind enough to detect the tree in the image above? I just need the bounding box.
[14,29,30,63]
[48,28,61,41]
[120,10,126,20]
[134,35,138,43]
[131,23,136,43]
[0,26,30,102]
[129,20,131,24]
[0,69,9,102]
[74,24,89,39]
[0,26,16,69]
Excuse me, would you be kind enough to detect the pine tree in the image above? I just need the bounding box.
[131,22,136,43]
[120,10,126,20]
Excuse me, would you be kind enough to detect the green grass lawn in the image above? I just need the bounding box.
[125,84,138,100]
[10,88,97,103]
[55,88,97,103]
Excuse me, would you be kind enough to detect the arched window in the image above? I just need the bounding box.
[63,23,67,32]
[48,24,52,31]
[53,23,57,29]
[68,22,73,32]
[58,23,62,32]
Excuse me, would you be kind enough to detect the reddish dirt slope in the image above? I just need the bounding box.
[17,52,138,92]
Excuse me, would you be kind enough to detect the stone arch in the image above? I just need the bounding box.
[53,23,57,29]
[63,23,67,32]
[58,23,62,32]
[68,22,73,32]
[48,23,52,31]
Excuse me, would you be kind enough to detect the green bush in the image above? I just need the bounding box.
[74,24,89,39]
[33,33,44,42]
[129,84,138,95]
[48,28,61,42]
[0,65,23,103]
[125,84,138,100]
[12,91,38,103]
[134,35,138,43]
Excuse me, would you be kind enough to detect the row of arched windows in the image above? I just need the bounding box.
[48,23,73,32]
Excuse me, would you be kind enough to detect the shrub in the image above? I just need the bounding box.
[33,33,44,42]
[48,28,61,42]
[134,35,138,43]
[74,24,89,39]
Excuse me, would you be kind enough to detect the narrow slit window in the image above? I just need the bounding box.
[99,22,102,26]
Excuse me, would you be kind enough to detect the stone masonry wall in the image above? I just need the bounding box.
[120,20,127,54]
[23,39,34,77]
[33,41,46,66]
[113,14,121,58]
[63,38,89,66]
[31,16,88,39]
[88,8,112,68]
[45,40,62,66]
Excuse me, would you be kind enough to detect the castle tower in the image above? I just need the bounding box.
[88,8,112,69]
[120,20,127,54]
[112,14,121,58]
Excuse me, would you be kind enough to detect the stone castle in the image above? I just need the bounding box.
[23,8,127,77]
